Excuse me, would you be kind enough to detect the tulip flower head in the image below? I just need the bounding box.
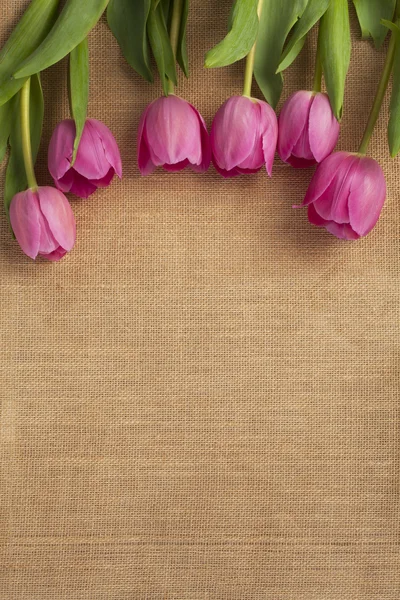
[210,95,278,178]
[297,151,386,240]
[49,119,122,199]
[10,187,76,261]
[278,91,340,168]
[138,95,211,175]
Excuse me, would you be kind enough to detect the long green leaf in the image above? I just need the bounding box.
[0,0,59,107]
[69,38,89,164]
[385,21,400,156]
[353,0,395,48]
[147,0,177,95]
[4,74,44,222]
[177,0,189,77]
[0,100,13,163]
[107,0,153,82]
[277,0,331,73]
[319,0,351,120]
[254,0,308,108]
[14,0,108,79]
[205,0,259,68]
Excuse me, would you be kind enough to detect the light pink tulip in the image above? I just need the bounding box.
[48,119,122,199]
[211,95,278,178]
[296,151,386,240]
[9,187,76,261]
[278,91,340,168]
[138,95,211,175]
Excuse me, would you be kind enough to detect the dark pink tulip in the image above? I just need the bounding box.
[138,95,210,175]
[278,91,339,168]
[9,187,76,261]
[48,119,122,199]
[211,95,278,177]
[297,151,386,240]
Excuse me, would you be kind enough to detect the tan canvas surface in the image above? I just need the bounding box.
[1,1,400,598]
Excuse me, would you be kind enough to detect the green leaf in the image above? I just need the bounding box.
[0,100,13,163]
[107,0,153,82]
[319,0,351,120]
[69,38,89,164]
[254,0,308,108]
[277,0,331,73]
[387,23,400,156]
[147,0,177,95]
[0,0,59,107]
[177,0,189,77]
[353,0,396,48]
[14,0,108,79]
[4,74,44,222]
[205,0,259,68]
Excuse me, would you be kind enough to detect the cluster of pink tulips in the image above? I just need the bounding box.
[138,89,386,241]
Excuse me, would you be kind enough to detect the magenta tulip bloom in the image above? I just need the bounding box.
[138,95,210,175]
[48,119,122,199]
[297,151,386,240]
[9,187,76,261]
[278,91,340,168]
[210,95,278,178]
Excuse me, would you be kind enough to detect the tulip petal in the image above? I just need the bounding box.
[164,160,190,172]
[70,173,98,198]
[309,93,340,163]
[325,222,360,240]
[258,100,278,176]
[37,209,59,254]
[48,119,75,181]
[90,168,115,188]
[307,203,330,227]
[138,103,156,176]
[313,155,358,223]
[145,96,202,167]
[42,248,67,262]
[212,160,242,178]
[190,104,211,173]
[299,151,350,208]
[88,118,122,178]
[211,96,258,171]
[277,91,313,164]
[37,187,76,251]
[56,169,74,193]
[348,157,386,237]
[73,119,112,180]
[9,189,41,259]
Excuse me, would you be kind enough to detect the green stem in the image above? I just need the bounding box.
[20,78,38,190]
[242,0,265,97]
[313,26,323,93]
[358,11,400,154]
[167,0,184,94]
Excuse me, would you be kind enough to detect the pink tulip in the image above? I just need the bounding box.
[48,119,122,199]
[296,151,386,240]
[278,91,340,168]
[210,95,278,178]
[9,187,76,261]
[138,95,210,175]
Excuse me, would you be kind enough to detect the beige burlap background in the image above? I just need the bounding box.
[1,1,400,598]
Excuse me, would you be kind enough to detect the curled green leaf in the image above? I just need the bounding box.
[255,0,308,108]
[177,0,189,77]
[14,0,108,79]
[4,74,44,223]
[147,0,177,95]
[0,100,13,163]
[277,0,331,74]
[107,0,153,82]
[385,20,400,156]
[205,0,259,69]
[353,0,396,48]
[69,38,89,164]
[319,0,351,120]
[0,0,59,107]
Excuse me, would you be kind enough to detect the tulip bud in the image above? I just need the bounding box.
[138,95,211,175]
[48,119,122,199]
[278,91,340,168]
[297,151,386,240]
[9,187,76,261]
[210,96,278,178]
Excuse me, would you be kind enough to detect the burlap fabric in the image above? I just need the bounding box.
[1,1,399,598]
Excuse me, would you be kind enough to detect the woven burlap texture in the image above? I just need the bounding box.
[1,1,399,599]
